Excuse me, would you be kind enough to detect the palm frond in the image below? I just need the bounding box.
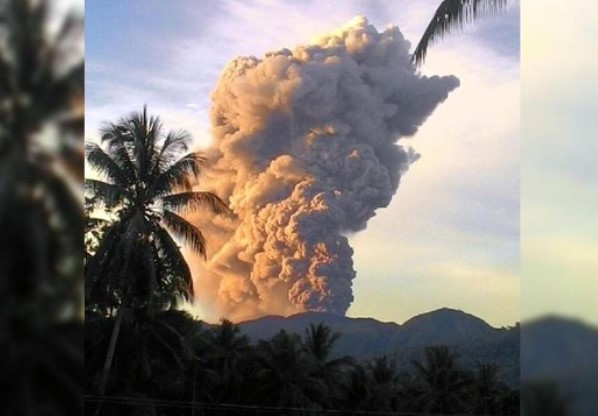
[412,0,507,66]
[161,191,229,216]
[85,216,110,233]
[149,130,192,178]
[85,220,126,304]
[0,0,83,136]
[86,211,147,307]
[41,169,83,252]
[53,8,82,46]
[131,108,149,170]
[161,210,207,258]
[39,62,83,121]
[85,179,127,209]
[162,130,191,155]
[151,152,205,197]
[85,142,133,187]
[129,106,158,178]
[146,112,163,155]
[100,122,133,147]
[110,143,138,184]
[152,224,194,301]
[98,121,141,185]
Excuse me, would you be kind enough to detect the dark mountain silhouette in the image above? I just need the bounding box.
[522,316,598,416]
[522,315,598,378]
[238,308,519,386]
[400,307,498,347]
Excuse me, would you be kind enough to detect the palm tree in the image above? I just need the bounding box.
[303,323,341,363]
[85,106,229,409]
[0,1,83,414]
[201,319,251,403]
[253,330,326,409]
[412,0,508,66]
[410,345,474,414]
[302,323,354,408]
[338,364,371,413]
[0,0,83,320]
[472,363,508,414]
[86,310,194,416]
[366,356,400,411]
[85,106,229,313]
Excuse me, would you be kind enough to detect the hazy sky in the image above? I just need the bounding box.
[521,0,598,327]
[86,0,520,327]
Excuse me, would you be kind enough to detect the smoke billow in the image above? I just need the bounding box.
[194,17,459,321]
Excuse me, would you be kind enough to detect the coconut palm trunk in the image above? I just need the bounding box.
[94,248,134,416]
[93,307,125,416]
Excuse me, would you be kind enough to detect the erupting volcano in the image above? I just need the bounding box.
[192,17,459,321]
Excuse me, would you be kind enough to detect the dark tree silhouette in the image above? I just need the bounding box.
[85,106,229,410]
[366,356,401,411]
[86,313,520,415]
[86,106,229,313]
[472,362,513,414]
[86,310,194,416]
[253,330,326,409]
[338,363,372,413]
[0,0,83,414]
[302,323,354,408]
[412,0,508,66]
[201,319,251,403]
[521,381,569,416]
[411,345,474,414]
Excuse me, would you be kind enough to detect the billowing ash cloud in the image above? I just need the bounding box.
[192,16,459,322]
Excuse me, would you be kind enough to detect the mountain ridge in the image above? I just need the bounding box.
[238,307,512,330]
[236,307,519,386]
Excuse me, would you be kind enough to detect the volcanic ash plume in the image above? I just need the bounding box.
[195,17,459,321]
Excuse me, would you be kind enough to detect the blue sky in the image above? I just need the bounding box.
[86,0,520,326]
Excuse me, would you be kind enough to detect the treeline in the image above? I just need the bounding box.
[85,310,520,416]
[84,108,519,415]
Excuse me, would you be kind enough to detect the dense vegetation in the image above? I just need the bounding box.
[86,312,520,415]
[85,106,228,407]
[84,107,519,415]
